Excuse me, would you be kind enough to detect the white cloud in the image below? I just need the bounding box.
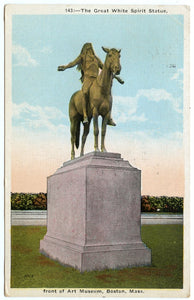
[137,88,182,113]
[130,113,147,122]
[171,68,183,81]
[112,87,182,124]
[12,102,67,133]
[12,44,38,67]
[112,95,147,123]
[40,46,53,54]
[171,68,183,90]
[137,88,173,102]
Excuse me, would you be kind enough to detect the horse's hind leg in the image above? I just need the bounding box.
[101,113,110,152]
[70,119,76,160]
[93,108,100,152]
[80,120,90,157]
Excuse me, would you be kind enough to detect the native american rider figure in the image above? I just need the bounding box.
[57,42,117,126]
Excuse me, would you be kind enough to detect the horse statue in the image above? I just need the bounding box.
[69,47,123,160]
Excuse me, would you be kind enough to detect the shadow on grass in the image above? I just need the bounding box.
[11,225,183,288]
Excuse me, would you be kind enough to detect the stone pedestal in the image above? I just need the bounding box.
[40,152,151,271]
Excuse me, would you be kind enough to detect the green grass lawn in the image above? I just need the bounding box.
[11,225,183,289]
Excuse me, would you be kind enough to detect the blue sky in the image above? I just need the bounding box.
[11,12,185,194]
[12,14,183,137]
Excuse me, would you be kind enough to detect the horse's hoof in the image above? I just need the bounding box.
[101,148,107,153]
[71,154,75,160]
[80,152,84,157]
[94,148,100,152]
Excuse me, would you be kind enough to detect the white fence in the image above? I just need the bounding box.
[11,210,183,226]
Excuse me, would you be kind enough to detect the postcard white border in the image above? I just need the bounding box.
[4,3,190,298]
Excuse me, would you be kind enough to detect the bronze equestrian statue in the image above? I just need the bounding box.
[58,43,124,159]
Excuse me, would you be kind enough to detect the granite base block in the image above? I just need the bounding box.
[40,152,151,271]
[40,236,151,272]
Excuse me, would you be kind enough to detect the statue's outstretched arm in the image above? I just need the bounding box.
[58,55,81,71]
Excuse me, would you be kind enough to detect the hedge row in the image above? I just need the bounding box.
[141,195,183,213]
[11,193,47,210]
[11,193,183,212]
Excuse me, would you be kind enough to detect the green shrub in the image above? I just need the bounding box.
[141,195,183,213]
[11,193,47,210]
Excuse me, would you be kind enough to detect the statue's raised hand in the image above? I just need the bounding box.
[57,65,66,71]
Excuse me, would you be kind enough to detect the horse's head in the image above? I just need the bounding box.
[102,47,121,76]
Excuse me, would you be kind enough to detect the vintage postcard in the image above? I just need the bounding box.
[4,4,190,298]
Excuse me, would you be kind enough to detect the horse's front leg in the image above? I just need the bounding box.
[80,120,90,157]
[93,108,100,152]
[101,113,110,152]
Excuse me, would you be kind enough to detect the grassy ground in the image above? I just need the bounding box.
[11,225,183,289]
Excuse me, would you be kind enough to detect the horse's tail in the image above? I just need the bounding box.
[75,120,80,149]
